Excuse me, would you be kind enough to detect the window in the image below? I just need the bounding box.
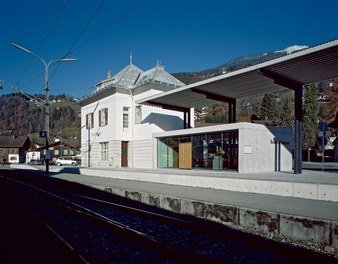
[0,149,4,154]
[86,113,94,129]
[123,107,129,129]
[99,108,108,127]
[100,142,109,161]
[135,105,142,124]
[10,149,16,154]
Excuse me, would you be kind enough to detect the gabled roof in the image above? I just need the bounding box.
[136,63,185,88]
[96,63,143,90]
[81,61,186,106]
[0,135,30,148]
[112,63,144,88]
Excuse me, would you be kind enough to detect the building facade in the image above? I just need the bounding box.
[0,135,30,164]
[80,61,192,168]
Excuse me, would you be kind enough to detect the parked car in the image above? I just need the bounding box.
[27,159,43,165]
[55,157,78,166]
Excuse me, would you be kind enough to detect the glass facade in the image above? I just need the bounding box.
[157,130,238,171]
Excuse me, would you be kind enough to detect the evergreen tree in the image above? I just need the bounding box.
[302,84,319,149]
[280,97,293,128]
[260,94,278,121]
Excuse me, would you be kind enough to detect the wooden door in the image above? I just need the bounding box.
[121,141,128,167]
[179,142,192,169]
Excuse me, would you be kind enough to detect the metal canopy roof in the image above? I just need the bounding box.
[138,39,338,109]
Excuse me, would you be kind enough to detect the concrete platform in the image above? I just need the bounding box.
[8,164,338,255]
[51,165,338,202]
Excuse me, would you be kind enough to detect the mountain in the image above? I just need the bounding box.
[217,45,308,72]
[173,45,309,84]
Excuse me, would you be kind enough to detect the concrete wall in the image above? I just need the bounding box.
[91,184,338,252]
[239,124,292,173]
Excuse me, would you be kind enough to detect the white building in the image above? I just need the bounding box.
[80,60,192,168]
[81,59,292,173]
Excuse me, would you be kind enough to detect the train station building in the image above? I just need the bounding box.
[81,39,338,174]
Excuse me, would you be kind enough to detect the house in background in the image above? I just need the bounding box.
[80,59,192,168]
[36,137,81,163]
[0,135,30,164]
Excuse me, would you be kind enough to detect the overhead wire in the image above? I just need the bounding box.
[0,3,61,55]
[16,0,71,86]
[48,0,108,85]
[62,0,107,59]
[48,0,147,99]
[70,0,147,55]
[11,0,147,99]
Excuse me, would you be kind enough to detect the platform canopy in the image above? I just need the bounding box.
[138,39,338,109]
[138,39,338,174]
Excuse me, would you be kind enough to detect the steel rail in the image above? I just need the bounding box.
[4,177,213,263]
[0,180,89,264]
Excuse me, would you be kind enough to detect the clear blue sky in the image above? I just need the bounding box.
[1,0,338,98]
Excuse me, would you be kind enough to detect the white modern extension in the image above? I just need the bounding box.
[80,60,192,168]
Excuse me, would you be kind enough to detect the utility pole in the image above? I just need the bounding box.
[12,43,77,173]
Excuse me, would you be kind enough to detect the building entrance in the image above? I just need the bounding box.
[121,141,128,167]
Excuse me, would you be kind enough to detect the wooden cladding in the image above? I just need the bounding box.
[179,142,192,169]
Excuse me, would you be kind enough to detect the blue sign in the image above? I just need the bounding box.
[319,122,327,131]
[40,130,47,138]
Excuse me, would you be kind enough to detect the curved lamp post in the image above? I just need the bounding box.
[12,43,77,173]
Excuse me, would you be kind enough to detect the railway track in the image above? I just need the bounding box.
[1,173,336,263]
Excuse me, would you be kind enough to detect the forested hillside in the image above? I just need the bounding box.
[0,93,80,139]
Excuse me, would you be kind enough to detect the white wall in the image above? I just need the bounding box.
[238,124,292,173]
[130,139,153,168]
[81,88,188,168]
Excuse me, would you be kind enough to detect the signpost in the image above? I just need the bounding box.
[318,122,327,171]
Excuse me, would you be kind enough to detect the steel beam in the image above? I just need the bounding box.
[190,88,236,123]
[257,68,303,90]
[147,100,191,129]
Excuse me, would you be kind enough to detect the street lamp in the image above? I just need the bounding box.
[12,43,77,173]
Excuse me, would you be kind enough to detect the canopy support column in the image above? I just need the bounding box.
[183,110,191,129]
[257,68,304,174]
[294,87,303,174]
[228,101,236,123]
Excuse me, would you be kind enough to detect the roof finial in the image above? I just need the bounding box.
[130,52,133,65]
[156,60,164,68]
